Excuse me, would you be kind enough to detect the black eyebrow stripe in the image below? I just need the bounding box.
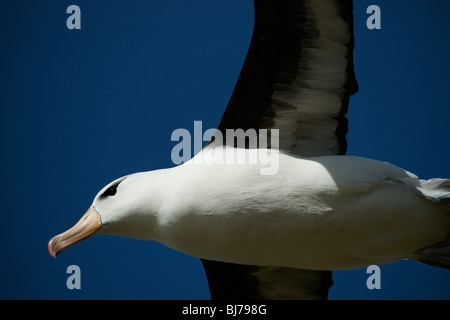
[99,177,127,198]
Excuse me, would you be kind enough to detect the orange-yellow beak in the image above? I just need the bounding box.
[47,206,102,258]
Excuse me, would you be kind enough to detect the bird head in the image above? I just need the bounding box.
[47,172,161,257]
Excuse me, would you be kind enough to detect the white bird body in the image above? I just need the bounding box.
[94,148,450,270]
[47,0,450,299]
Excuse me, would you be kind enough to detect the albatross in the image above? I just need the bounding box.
[48,0,450,299]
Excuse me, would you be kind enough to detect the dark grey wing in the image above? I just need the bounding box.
[202,260,332,300]
[202,0,357,300]
[212,0,358,156]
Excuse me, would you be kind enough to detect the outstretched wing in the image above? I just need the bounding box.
[202,0,357,300]
[202,260,332,300]
[214,0,357,156]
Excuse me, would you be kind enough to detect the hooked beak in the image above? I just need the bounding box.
[48,206,102,258]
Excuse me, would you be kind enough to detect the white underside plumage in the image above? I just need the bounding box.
[105,147,450,270]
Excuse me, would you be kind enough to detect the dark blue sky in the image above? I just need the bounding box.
[1,0,449,299]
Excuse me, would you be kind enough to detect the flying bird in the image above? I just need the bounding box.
[48,0,450,299]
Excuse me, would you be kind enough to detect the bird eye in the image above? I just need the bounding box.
[99,177,127,199]
[101,185,117,198]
